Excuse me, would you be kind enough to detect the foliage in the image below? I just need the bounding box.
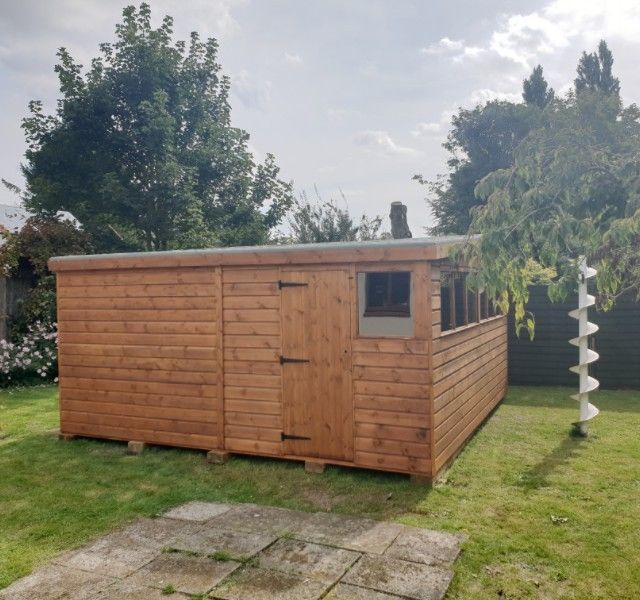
[3,385,640,598]
[0,321,57,386]
[22,3,292,252]
[522,65,554,108]
[0,216,92,332]
[463,90,640,336]
[417,101,541,234]
[287,190,386,243]
[575,40,620,96]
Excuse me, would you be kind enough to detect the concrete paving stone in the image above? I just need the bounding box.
[0,564,115,600]
[126,553,240,595]
[324,583,405,600]
[294,512,404,554]
[257,538,360,583]
[171,527,275,559]
[210,566,329,600]
[162,501,233,522]
[88,579,186,599]
[342,554,453,600]
[384,528,464,567]
[118,517,205,548]
[207,504,315,536]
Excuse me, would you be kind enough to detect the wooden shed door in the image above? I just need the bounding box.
[280,269,353,461]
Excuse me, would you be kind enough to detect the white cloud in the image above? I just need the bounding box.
[468,88,522,104]
[232,69,272,110]
[411,122,442,137]
[284,52,303,66]
[421,37,464,55]
[354,130,419,156]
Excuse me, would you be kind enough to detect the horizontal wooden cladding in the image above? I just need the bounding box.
[355,408,426,429]
[432,318,505,369]
[223,309,279,323]
[352,352,427,369]
[224,322,280,336]
[62,377,216,399]
[58,283,218,299]
[59,365,217,386]
[50,243,452,272]
[225,361,280,375]
[351,339,427,354]
[355,451,430,474]
[432,316,505,354]
[60,421,217,451]
[58,352,215,374]
[355,394,428,415]
[354,380,428,400]
[225,335,280,349]
[224,437,281,456]
[60,387,216,410]
[59,321,217,335]
[353,366,428,385]
[60,332,217,347]
[223,296,279,310]
[58,296,216,310]
[223,282,278,296]
[57,268,214,286]
[59,344,216,361]
[59,309,214,322]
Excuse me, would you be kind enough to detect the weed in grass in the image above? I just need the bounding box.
[161,583,176,595]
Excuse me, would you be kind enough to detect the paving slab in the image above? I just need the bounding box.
[207,503,315,536]
[384,528,464,567]
[257,538,360,583]
[0,564,115,600]
[294,512,404,554]
[89,579,186,599]
[342,554,453,600]
[162,501,232,522]
[210,566,329,600]
[324,583,405,599]
[170,526,275,559]
[126,553,240,595]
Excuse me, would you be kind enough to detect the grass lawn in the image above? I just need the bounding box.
[0,385,639,598]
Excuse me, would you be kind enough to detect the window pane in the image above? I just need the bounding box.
[454,274,466,326]
[364,272,410,317]
[480,290,488,319]
[467,285,478,323]
[440,272,452,331]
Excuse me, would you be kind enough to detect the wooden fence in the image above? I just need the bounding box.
[508,285,640,389]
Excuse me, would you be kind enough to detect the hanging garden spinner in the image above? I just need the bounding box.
[568,257,600,436]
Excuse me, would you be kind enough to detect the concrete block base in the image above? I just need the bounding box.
[304,460,326,474]
[206,450,230,465]
[126,441,146,455]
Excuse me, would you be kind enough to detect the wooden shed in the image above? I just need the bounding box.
[49,237,507,482]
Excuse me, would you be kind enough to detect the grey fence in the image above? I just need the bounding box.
[508,285,640,389]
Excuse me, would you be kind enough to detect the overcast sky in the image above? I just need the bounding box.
[1,1,639,234]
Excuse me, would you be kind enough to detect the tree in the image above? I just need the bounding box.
[462,90,640,337]
[417,101,540,234]
[522,65,554,108]
[575,40,620,96]
[0,216,93,332]
[287,190,386,243]
[22,3,292,252]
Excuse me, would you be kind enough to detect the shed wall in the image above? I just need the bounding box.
[57,267,221,449]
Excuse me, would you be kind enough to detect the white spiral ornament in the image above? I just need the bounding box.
[568,256,599,436]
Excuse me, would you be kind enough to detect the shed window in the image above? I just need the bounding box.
[364,272,411,317]
[440,271,498,333]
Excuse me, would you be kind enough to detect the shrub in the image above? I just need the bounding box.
[0,321,58,387]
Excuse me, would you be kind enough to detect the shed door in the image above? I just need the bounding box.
[280,269,353,461]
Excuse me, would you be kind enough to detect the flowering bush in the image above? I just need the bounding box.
[0,321,58,386]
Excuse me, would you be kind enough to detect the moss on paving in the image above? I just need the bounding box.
[0,385,639,598]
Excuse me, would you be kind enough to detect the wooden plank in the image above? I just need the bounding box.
[59,268,214,286]
[224,437,281,455]
[223,322,280,336]
[59,332,217,347]
[433,316,505,352]
[353,366,429,384]
[433,329,505,381]
[223,268,280,283]
[354,422,429,443]
[60,387,216,410]
[354,437,430,459]
[354,394,428,415]
[223,348,280,362]
[224,386,281,402]
[58,283,218,298]
[355,408,427,428]
[352,352,427,369]
[225,411,282,429]
[223,309,280,323]
[354,451,430,474]
[223,282,279,296]
[58,321,217,335]
[225,399,281,415]
[353,380,429,399]
[61,377,216,398]
[225,425,282,442]
[224,373,281,389]
[58,296,216,310]
[58,353,215,373]
[224,361,281,375]
[223,296,279,309]
[58,309,215,322]
[351,339,427,354]
[224,335,280,349]
[59,343,216,361]
[59,365,217,386]
[432,325,505,369]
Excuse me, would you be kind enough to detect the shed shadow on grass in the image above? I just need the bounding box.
[516,432,586,490]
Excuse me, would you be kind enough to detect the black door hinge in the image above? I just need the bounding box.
[279,355,310,365]
[278,280,308,289]
[281,432,311,441]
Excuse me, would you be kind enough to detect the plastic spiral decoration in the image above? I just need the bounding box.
[568,256,600,436]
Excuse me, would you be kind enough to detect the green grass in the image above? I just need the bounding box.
[1,385,639,598]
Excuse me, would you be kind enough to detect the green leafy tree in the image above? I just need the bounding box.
[0,216,93,333]
[462,90,640,337]
[287,190,386,243]
[22,3,292,252]
[417,101,540,234]
[575,40,620,96]
[522,65,554,108]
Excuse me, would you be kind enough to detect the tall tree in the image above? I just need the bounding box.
[416,101,540,234]
[522,65,554,108]
[22,3,292,252]
[463,90,640,336]
[287,190,385,243]
[575,40,620,96]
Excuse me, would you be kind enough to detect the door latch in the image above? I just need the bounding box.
[279,356,310,365]
[281,432,311,441]
[278,280,308,289]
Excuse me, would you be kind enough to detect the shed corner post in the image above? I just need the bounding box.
[428,261,440,482]
[215,265,225,453]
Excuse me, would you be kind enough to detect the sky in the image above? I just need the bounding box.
[1,1,640,235]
